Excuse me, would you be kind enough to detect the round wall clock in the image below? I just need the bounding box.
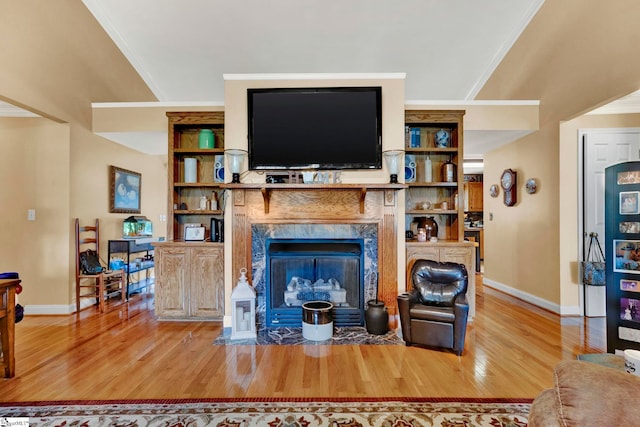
[489,184,499,198]
[500,168,517,206]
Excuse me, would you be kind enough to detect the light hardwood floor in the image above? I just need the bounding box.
[1,275,605,402]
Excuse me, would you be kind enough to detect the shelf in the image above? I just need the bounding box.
[405,110,464,242]
[407,182,457,188]
[405,147,458,153]
[221,183,407,190]
[173,148,224,154]
[174,209,223,215]
[221,183,406,214]
[168,112,226,241]
[174,182,223,187]
[121,262,154,275]
[406,209,458,215]
[127,277,154,295]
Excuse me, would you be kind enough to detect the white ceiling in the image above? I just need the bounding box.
[81,0,544,103]
[3,0,640,168]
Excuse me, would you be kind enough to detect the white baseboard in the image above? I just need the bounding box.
[482,277,581,316]
[23,298,104,315]
[24,304,75,315]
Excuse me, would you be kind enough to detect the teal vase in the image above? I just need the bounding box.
[198,129,215,149]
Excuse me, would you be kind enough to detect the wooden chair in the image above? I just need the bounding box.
[75,218,125,313]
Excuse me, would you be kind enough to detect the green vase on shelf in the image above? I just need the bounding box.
[198,129,215,149]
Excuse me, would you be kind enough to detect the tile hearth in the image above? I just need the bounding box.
[213,326,403,346]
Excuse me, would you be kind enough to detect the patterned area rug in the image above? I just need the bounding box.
[0,397,531,426]
[213,326,404,345]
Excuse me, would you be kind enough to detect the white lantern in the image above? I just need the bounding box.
[230,268,257,340]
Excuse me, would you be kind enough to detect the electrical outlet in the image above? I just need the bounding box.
[27,209,36,221]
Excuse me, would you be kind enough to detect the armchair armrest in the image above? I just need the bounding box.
[453,293,469,355]
[454,293,469,316]
[397,293,413,344]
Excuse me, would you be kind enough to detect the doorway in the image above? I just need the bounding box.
[581,128,640,315]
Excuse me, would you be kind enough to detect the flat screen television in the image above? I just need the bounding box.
[247,87,382,170]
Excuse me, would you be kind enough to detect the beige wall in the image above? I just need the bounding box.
[0,118,70,306]
[483,125,561,308]
[478,0,640,313]
[0,1,160,313]
[0,117,167,313]
[69,126,167,300]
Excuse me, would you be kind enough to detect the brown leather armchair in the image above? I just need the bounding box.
[397,259,469,355]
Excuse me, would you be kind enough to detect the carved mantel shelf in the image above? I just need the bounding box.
[221,183,406,214]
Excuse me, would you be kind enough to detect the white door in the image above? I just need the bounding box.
[582,129,640,315]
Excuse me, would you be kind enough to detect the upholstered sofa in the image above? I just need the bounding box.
[529,359,640,426]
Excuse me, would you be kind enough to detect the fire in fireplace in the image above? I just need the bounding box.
[265,238,365,327]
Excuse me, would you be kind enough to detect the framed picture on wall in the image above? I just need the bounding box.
[620,222,640,233]
[620,297,640,323]
[109,166,141,214]
[614,240,640,274]
[621,279,640,293]
[620,191,640,214]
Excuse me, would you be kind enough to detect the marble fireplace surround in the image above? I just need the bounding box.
[227,184,403,326]
[254,225,374,326]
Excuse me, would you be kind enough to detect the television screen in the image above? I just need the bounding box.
[248,87,382,170]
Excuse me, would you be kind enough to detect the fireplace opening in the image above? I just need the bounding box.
[265,238,365,327]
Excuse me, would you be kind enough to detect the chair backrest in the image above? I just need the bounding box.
[75,218,100,277]
[411,259,468,306]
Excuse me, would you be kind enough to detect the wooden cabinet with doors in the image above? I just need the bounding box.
[464,181,483,212]
[156,112,226,320]
[153,241,224,320]
[406,241,477,320]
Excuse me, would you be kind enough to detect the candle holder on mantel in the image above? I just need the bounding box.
[383,150,404,184]
[225,149,247,184]
[230,268,257,340]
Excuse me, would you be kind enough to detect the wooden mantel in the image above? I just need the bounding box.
[222,183,406,214]
[225,183,405,321]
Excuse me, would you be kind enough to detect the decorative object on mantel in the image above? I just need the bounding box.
[383,149,404,183]
[225,149,247,183]
[525,178,538,194]
[489,184,499,198]
[230,268,256,340]
[301,171,316,183]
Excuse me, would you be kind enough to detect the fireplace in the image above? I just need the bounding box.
[251,223,378,328]
[229,186,401,330]
[265,238,365,327]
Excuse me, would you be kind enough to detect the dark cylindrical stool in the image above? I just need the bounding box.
[302,301,334,341]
